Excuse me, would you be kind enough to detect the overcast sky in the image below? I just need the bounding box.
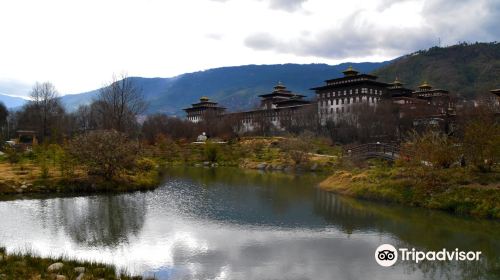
[0,0,498,96]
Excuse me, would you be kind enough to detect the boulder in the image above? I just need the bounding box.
[74,267,85,274]
[256,163,267,170]
[56,275,67,280]
[47,262,64,272]
[310,163,318,171]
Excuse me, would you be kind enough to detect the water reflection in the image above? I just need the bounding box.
[314,189,500,279]
[59,195,147,247]
[0,167,498,280]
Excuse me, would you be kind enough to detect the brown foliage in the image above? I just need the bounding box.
[67,130,139,180]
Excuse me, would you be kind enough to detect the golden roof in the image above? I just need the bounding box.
[342,65,359,76]
[200,96,210,102]
[419,81,432,89]
[393,77,402,85]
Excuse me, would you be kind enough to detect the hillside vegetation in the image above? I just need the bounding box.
[373,42,500,97]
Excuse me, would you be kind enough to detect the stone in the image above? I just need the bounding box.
[47,262,64,272]
[203,161,210,166]
[310,163,318,171]
[76,272,85,280]
[56,275,67,280]
[257,163,267,170]
[74,267,86,274]
[194,163,202,167]
[21,184,28,189]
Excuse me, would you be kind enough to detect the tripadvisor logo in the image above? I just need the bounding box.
[375,244,398,267]
[375,244,482,267]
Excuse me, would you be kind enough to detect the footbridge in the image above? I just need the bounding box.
[343,143,400,161]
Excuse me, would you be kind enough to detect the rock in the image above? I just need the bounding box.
[76,273,85,280]
[194,163,202,167]
[257,163,267,170]
[310,163,318,171]
[47,262,64,272]
[274,165,284,170]
[203,161,210,166]
[211,163,218,167]
[21,184,28,189]
[56,275,67,280]
[74,267,86,274]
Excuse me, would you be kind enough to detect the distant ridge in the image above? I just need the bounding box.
[0,93,27,108]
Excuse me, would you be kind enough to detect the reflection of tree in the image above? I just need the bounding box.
[314,189,500,280]
[58,194,147,247]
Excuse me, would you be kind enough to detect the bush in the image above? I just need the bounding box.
[204,142,219,162]
[67,130,139,180]
[3,145,21,164]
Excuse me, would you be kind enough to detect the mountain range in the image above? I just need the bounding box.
[0,93,27,108]
[2,42,499,114]
[59,62,389,115]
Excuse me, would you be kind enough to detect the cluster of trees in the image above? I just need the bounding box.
[401,104,499,172]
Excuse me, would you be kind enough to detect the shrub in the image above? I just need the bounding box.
[67,130,139,180]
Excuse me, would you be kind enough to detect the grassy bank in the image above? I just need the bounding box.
[154,136,340,172]
[0,136,338,197]
[319,161,500,219]
[0,247,153,280]
[0,161,161,196]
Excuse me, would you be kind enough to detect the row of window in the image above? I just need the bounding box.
[318,88,383,99]
[319,96,380,107]
[326,77,369,86]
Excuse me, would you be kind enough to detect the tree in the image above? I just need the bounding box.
[67,130,139,180]
[17,82,66,142]
[462,106,500,172]
[0,102,8,140]
[95,74,147,133]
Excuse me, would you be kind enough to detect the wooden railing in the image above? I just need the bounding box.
[343,143,400,161]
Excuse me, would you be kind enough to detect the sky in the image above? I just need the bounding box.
[0,0,498,97]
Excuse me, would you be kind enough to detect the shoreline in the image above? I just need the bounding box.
[0,247,152,280]
[318,165,500,219]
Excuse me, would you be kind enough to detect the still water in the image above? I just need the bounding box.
[0,167,499,280]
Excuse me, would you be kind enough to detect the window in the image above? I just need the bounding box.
[336,99,339,105]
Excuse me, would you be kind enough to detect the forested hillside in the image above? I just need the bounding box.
[373,42,500,97]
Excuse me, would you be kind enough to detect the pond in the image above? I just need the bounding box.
[0,167,499,279]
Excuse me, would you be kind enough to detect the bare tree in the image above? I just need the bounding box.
[16,82,66,141]
[0,102,8,141]
[95,74,148,133]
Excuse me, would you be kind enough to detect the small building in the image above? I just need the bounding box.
[11,130,38,149]
[225,82,313,133]
[183,97,226,123]
[411,81,452,114]
[259,82,310,109]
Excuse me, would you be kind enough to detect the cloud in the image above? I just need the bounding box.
[267,0,307,11]
[209,0,307,12]
[244,0,500,59]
